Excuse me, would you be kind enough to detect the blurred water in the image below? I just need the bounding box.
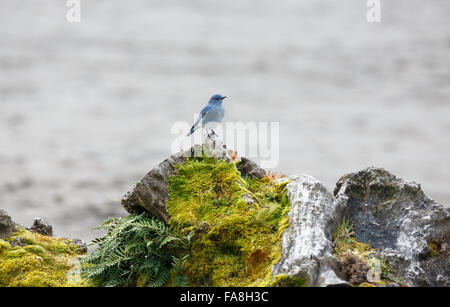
[0,0,449,241]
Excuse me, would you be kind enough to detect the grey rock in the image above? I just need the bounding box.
[121,150,187,223]
[242,193,257,209]
[29,217,53,236]
[334,167,450,287]
[237,157,266,179]
[10,236,25,247]
[70,239,88,253]
[272,174,350,287]
[1,209,88,255]
[0,209,17,240]
[272,168,449,287]
[121,134,228,223]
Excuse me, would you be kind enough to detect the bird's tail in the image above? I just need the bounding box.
[186,125,196,136]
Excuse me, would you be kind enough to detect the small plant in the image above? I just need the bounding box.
[172,255,190,287]
[80,213,191,287]
[333,218,354,251]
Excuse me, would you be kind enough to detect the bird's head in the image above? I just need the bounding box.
[208,94,227,105]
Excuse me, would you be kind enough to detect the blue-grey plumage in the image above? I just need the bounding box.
[187,94,227,136]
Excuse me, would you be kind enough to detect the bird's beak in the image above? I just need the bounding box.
[222,96,227,100]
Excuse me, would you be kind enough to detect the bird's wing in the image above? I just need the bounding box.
[198,105,213,123]
[187,105,212,136]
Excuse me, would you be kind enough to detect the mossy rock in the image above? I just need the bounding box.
[0,228,89,287]
[167,157,290,286]
[332,219,403,286]
[333,167,450,286]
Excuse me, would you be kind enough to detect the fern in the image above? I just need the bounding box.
[172,255,189,287]
[80,213,191,287]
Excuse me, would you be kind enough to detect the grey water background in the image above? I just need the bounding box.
[0,0,449,242]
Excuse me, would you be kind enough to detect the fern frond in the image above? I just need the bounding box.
[147,269,170,287]
[80,213,190,287]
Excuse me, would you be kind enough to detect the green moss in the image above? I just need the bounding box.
[0,240,10,255]
[359,282,376,287]
[271,274,306,287]
[167,157,290,286]
[0,228,89,287]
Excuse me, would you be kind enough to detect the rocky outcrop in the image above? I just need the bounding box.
[29,217,53,236]
[121,135,228,223]
[334,167,450,287]
[0,210,17,240]
[272,167,449,287]
[237,157,266,179]
[120,136,449,287]
[121,150,187,223]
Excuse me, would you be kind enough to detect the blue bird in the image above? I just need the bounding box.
[187,94,227,136]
